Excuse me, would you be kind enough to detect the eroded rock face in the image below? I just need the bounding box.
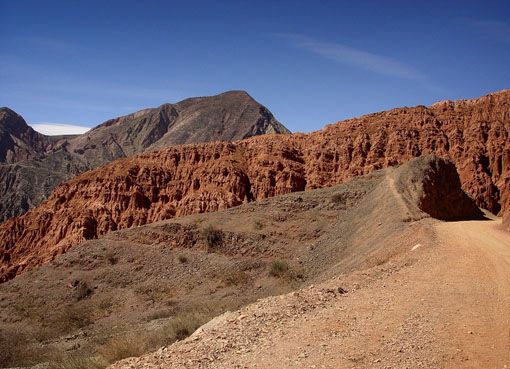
[394,155,485,221]
[1,90,509,281]
[503,180,510,230]
[0,91,289,221]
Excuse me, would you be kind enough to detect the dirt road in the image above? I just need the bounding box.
[433,219,510,368]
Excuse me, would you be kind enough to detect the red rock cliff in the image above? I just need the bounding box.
[1,90,509,281]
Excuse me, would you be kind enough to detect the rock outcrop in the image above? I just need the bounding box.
[503,181,510,230]
[0,90,509,281]
[394,155,485,221]
[0,91,289,221]
[0,108,65,163]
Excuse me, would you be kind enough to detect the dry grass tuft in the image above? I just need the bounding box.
[177,254,188,263]
[221,270,249,286]
[52,352,105,369]
[98,334,148,363]
[268,260,305,281]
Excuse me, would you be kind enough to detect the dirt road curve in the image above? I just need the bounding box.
[110,219,510,369]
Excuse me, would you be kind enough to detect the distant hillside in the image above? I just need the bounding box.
[0,91,289,221]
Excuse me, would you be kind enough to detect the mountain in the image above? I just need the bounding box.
[0,108,66,163]
[0,156,494,368]
[0,90,509,282]
[0,91,289,221]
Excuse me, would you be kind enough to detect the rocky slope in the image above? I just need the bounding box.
[0,108,68,164]
[0,156,484,367]
[109,217,510,369]
[0,90,509,282]
[0,91,288,221]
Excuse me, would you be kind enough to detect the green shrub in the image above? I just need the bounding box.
[201,225,222,247]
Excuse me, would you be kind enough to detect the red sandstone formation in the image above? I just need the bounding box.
[1,90,509,281]
[503,182,510,230]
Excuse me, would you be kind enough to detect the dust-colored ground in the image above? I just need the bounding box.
[109,205,510,369]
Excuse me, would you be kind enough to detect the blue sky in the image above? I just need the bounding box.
[1,0,509,134]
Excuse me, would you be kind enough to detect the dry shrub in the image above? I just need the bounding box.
[57,313,206,367]
[51,352,104,369]
[73,281,93,301]
[331,193,346,205]
[156,310,209,344]
[97,297,114,314]
[201,225,222,247]
[106,254,118,265]
[0,329,29,367]
[177,254,188,263]
[221,270,249,286]
[269,260,290,277]
[0,328,55,368]
[268,260,305,281]
[51,303,95,334]
[98,334,148,363]
[135,283,173,303]
[145,308,175,322]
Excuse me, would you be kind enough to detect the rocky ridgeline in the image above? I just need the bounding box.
[0,91,289,221]
[1,90,509,281]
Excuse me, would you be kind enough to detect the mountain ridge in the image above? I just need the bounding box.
[0,91,289,221]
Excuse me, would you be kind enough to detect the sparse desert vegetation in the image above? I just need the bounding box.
[0,173,376,368]
[201,225,223,247]
[268,260,290,277]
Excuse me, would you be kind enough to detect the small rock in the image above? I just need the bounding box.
[337,286,348,294]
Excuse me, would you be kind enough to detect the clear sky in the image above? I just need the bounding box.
[1,0,509,135]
